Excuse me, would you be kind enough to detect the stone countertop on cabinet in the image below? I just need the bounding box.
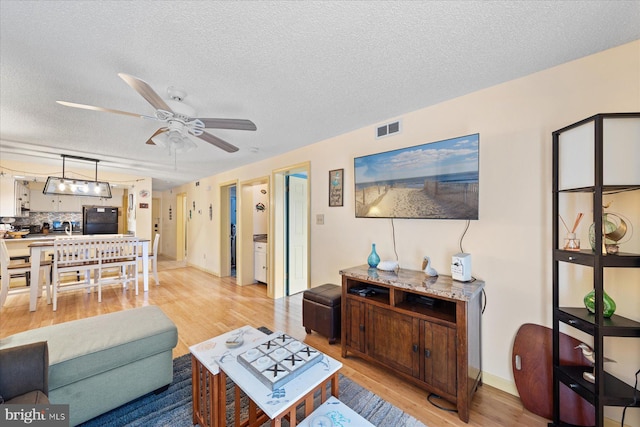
[339,264,484,302]
[253,234,268,243]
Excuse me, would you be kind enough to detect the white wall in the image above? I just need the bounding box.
[159,40,640,422]
[253,183,269,234]
[131,177,153,241]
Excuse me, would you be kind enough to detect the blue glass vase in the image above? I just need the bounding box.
[367,243,380,268]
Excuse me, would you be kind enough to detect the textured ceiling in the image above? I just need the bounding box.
[1,1,639,191]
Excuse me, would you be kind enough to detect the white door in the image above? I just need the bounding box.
[287,175,308,295]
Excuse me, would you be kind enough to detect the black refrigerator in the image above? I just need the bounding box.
[83,206,119,235]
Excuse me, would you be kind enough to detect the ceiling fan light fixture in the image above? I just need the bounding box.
[155,129,196,154]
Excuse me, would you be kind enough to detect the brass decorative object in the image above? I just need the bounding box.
[588,202,631,254]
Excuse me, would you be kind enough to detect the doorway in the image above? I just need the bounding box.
[219,182,237,277]
[230,187,237,277]
[151,197,160,241]
[272,162,310,299]
[236,177,270,287]
[176,192,187,262]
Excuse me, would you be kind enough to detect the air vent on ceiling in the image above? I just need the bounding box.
[376,120,401,139]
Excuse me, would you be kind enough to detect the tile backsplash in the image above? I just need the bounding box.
[14,212,82,227]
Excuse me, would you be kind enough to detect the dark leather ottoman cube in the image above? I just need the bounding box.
[303,283,341,344]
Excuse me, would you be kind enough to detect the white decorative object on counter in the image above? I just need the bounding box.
[377,260,398,271]
[422,256,438,276]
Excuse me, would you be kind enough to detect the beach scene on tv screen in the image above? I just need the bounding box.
[354,134,479,219]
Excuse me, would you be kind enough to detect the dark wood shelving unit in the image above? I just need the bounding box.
[550,113,640,427]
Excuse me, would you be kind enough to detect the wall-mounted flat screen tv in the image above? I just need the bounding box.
[354,133,479,219]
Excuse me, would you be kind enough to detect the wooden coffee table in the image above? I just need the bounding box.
[189,326,342,427]
[190,326,266,427]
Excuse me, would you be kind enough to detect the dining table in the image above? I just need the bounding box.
[26,236,150,312]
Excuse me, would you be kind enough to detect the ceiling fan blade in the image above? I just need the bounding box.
[146,128,169,145]
[56,101,144,118]
[198,118,257,131]
[118,73,172,112]
[196,131,239,153]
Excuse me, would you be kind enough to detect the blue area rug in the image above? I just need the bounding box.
[80,334,427,426]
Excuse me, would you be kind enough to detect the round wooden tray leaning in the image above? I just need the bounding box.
[512,323,595,426]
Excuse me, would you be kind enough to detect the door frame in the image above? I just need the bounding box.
[176,192,187,262]
[151,197,160,244]
[219,180,238,277]
[271,162,310,300]
[286,174,309,296]
[237,176,270,287]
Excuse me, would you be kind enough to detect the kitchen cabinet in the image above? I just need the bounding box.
[254,241,267,283]
[341,265,484,423]
[57,194,81,212]
[30,192,81,212]
[29,192,56,212]
[551,113,640,427]
[15,180,30,217]
[82,189,123,207]
[0,175,17,217]
[0,177,29,217]
[29,185,123,212]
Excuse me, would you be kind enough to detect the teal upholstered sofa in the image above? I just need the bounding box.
[0,306,178,426]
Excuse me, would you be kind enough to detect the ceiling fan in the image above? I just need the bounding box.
[57,73,256,153]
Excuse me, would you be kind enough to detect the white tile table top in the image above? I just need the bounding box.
[189,326,266,374]
[216,330,342,420]
[297,396,375,427]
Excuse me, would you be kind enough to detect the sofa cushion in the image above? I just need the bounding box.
[0,306,177,391]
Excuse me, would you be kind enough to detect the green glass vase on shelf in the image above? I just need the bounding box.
[583,289,617,318]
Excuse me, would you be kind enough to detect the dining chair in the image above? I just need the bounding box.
[51,238,101,311]
[137,233,160,285]
[149,233,160,285]
[97,236,139,299]
[0,240,52,310]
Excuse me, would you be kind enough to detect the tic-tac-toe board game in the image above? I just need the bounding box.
[237,333,323,390]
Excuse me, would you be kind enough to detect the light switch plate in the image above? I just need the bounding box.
[316,214,324,225]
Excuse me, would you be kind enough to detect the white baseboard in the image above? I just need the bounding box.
[482,372,519,396]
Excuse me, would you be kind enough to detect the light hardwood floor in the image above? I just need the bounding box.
[0,257,548,427]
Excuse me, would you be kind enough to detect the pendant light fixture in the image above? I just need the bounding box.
[43,154,112,198]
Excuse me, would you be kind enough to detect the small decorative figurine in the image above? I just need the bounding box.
[575,343,616,383]
[422,256,438,276]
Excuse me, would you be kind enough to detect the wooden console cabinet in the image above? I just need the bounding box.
[340,265,484,423]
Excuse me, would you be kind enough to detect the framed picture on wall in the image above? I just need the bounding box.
[329,169,344,207]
